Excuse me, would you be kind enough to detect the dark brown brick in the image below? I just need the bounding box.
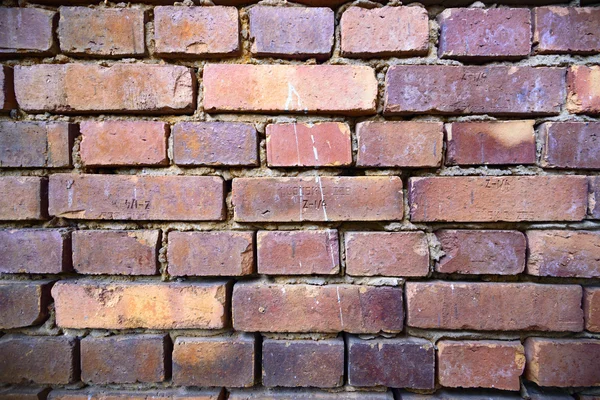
[0,7,55,55]
[0,387,49,400]
[0,229,68,274]
[0,176,47,221]
[0,66,16,111]
[540,122,600,169]
[0,281,52,329]
[534,7,600,54]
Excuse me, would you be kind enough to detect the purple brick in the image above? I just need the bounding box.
[0,229,68,274]
[0,7,55,55]
[534,7,600,55]
[540,122,600,169]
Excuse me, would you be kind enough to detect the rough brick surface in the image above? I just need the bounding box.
[567,65,600,115]
[232,176,403,222]
[232,283,403,333]
[257,230,339,275]
[348,337,435,389]
[228,390,392,400]
[52,280,230,329]
[356,121,443,167]
[49,390,225,400]
[584,287,600,332]
[168,231,254,276]
[49,174,224,221]
[385,66,565,116]
[445,121,536,166]
[0,66,16,111]
[0,281,52,329]
[58,7,145,56]
[203,64,377,115]
[249,6,334,59]
[406,281,583,331]
[0,229,68,273]
[396,392,522,400]
[534,7,600,54]
[435,230,526,275]
[590,176,600,219]
[0,7,55,55]
[409,176,588,222]
[72,230,160,275]
[345,232,429,277]
[0,387,49,400]
[341,6,429,57]
[437,340,525,390]
[540,122,600,169]
[0,176,47,220]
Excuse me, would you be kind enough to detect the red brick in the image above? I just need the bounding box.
[0,66,16,111]
[567,65,600,115]
[341,6,429,57]
[233,283,403,333]
[58,7,145,56]
[406,281,583,331]
[345,232,429,277]
[540,122,600,169]
[385,66,565,116]
[534,7,600,54]
[173,122,258,166]
[172,334,256,387]
[435,230,526,275]
[0,7,55,55]
[0,387,49,400]
[14,64,196,114]
[73,230,159,275]
[584,287,600,332]
[203,64,377,115]
[232,176,403,222]
[81,334,168,384]
[356,121,443,168]
[228,390,392,400]
[0,335,78,384]
[0,229,68,273]
[445,121,536,166]
[262,338,344,388]
[527,230,600,278]
[52,280,230,329]
[168,231,254,276]
[525,338,600,387]
[0,121,74,168]
[438,8,531,60]
[154,6,239,57]
[348,337,434,389]
[408,176,587,222]
[48,389,225,400]
[49,174,224,221]
[257,230,339,275]
[590,176,600,219]
[266,122,351,167]
[249,6,333,59]
[0,176,47,220]
[437,340,525,390]
[0,281,52,329]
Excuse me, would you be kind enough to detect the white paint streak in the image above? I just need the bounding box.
[316,174,328,221]
[336,286,344,328]
[311,134,319,161]
[285,83,302,111]
[293,124,301,165]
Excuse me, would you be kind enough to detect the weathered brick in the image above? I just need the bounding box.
[438,8,531,60]
[409,176,587,222]
[0,7,55,55]
[540,122,600,169]
[52,280,230,329]
[48,389,225,400]
[341,6,429,57]
[80,121,168,167]
[435,230,526,275]
[233,283,403,333]
[345,232,429,277]
[59,7,145,56]
[0,66,16,111]
[348,337,435,389]
[232,176,403,222]
[14,64,195,114]
[445,121,536,166]
[0,281,52,329]
[437,340,525,390]
[527,230,600,278]
[567,65,600,115]
[173,122,258,167]
[228,390,392,400]
[249,6,333,59]
[356,121,443,168]
[406,281,583,331]
[262,338,344,388]
[73,230,160,275]
[168,231,254,276]
[396,390,522,399]
[172,334,256,387]
[257,230,339,275]
[0,176,47,220]
[49,174,224,221]
[0,121,74,168]
[590,176,600,219]
[81,335,168,384]
[154,6,239,57]
[525,338,600,387]
[584,287,600,332]
[534,7,600,54]
[0,387,49,400]
[203,64,377,115]
[266,122,352,167]
[0,229,68,273]
[385,66,565,116]
[0,335,78,384]
[524,386,575,400]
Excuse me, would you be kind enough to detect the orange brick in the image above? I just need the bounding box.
[567,65,600,115]
[0,176,47,220]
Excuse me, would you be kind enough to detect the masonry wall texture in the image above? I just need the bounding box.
[0,0,599,399]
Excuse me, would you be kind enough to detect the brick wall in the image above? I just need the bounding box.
[0,0,599,399]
